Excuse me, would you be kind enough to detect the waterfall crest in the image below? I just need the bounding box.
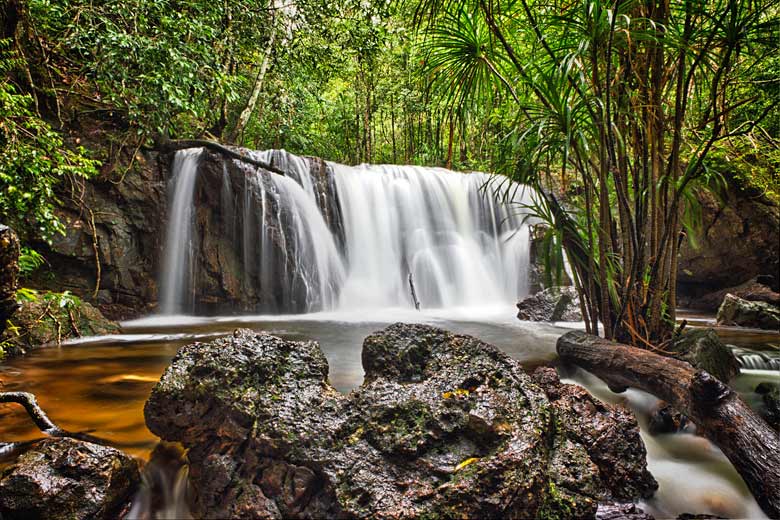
[159,148,536,314]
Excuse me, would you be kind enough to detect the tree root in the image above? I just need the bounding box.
[0,392,63,435]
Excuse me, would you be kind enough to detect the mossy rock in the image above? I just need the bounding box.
[145,323,657,519]
[1,294,119,358]
[669,328,740,382]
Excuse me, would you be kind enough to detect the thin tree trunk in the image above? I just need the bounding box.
[229,14,277,144]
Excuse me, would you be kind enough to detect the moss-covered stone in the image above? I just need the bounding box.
[0,294,119,358]
[145,323,657,519]
[669,328,740,382]
[716,293,780,331]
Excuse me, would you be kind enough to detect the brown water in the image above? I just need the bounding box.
[0,307,777,517]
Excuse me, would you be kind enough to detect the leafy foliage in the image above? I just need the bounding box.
[0,39,98,242]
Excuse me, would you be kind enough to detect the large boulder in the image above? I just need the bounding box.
[531,367,657,499]
[0,224,20,336]
[517,286,582,322]
[145,324,656,519]
[0,437,140,520]
[668,329,740,383]
[677,185,779,297]
[716,293,780,331]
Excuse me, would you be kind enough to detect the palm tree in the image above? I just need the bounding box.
[415,0,778,346]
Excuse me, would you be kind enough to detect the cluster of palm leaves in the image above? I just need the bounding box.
[413,0,778,345]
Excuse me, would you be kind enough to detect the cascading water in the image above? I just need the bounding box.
[159,148,536,314]
[331,163,533,309]
[159,148,203,314]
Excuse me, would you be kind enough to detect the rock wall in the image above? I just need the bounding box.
[32,151,169,318]
[186,150,344,313]
[678,186,780,299]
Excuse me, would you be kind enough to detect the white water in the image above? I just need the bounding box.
[332,163,532,309]
[159,149,535,314]
[159,149,203,314]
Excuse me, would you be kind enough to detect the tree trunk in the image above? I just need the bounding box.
[557,330,780,518]
[0,224,20,337]
[229,15,277,144]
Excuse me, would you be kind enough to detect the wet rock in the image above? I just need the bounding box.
[0,295,119,358]
[668,329,740,383]
[0,224,20,337]
[532,367,658,499]
[0,437,140,520]
[145,324,657,519]
[716,293,780,331]
[517,286,582,322]
[685,277,780,312]
[755,382,780,431]
[647,401,687,435]
[596,502,654,519]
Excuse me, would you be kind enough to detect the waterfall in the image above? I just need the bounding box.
[159,148,536,314]
[159,148,203,314]
[331,163,533,309]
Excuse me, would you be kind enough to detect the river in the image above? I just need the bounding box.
[1,306,777,518]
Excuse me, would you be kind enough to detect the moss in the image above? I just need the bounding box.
[0,293,118,357]
[365,399,436,456]
[537,482,576,520]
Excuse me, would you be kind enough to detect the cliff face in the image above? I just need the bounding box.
[186,150,344,314]
[31,151,169,319]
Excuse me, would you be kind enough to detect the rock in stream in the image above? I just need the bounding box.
[145,323,656,518]
[0,437,140,520]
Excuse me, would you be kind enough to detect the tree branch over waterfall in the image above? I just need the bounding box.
[156,139,287,176]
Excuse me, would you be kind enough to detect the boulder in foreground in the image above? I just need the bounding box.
[145,323,656,518]
[0,437,140,520]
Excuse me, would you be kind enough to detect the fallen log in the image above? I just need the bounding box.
[557,330,780,518]
[157,139,287,176]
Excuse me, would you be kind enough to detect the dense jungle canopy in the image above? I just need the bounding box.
[1,0,779,344]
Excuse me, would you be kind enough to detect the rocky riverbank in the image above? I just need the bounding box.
[144,323,657,518]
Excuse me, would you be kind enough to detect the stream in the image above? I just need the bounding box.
[0,306,777,518]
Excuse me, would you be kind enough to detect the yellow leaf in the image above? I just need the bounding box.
[454,457,480,472]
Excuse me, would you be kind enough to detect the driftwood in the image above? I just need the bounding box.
[0,391,107,445]
[157,139,287,176]
[408,272,421,311]
[557,331,780,518]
